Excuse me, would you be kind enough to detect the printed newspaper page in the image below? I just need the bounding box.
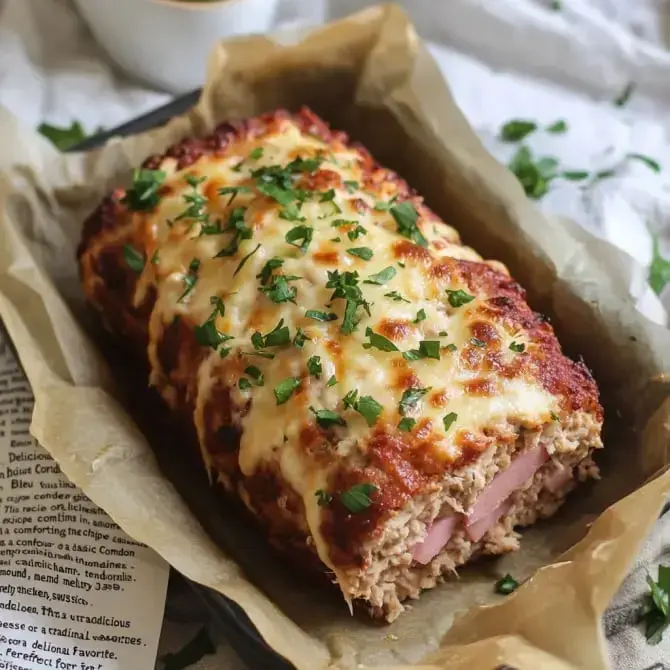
[0,336,170,670]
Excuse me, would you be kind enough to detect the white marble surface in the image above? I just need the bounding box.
[1,1,669,668]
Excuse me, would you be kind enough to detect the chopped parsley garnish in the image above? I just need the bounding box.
[348,225,367,241]
[562,170,590,181]
[255,319,290,348]
[403,341,440,361]
[340,483,377,513]
[344,180,359,193]
[330,236,341,243]
[307,356,322,378]
[244,366,264,386]
[249,147,264,160]
[311,406,346,428]
[445,343,458,352]
[238,378,252,391]
[443,412,457,432]
[500,120,537,142]
[546,119,568,134]
[550,411,560,422]
[243,350,275,360]
[508,145,559,199]
[123,244,145,273]
[279,201,305,222]
[293,328,310,348]
[252,156,322,205]
[315,489,333,506]
[233,243,261,276]
[121,168,166,211]
[219,347,232,359]
[305,310,337,322]
[176,174,208,225]
[285,225,314,253]
[347,247,374,261]
[150,250,160,265]
[320,189,336,202]
[439,331,448,337]
[363,327,399,352]
[495,574,519,595]
[214,207,252,256]
[374,197,397,211]
[273,377,301,405]
[364,266,396,285]
[398,417,416,432]
[398,387,431,416]
[384,291,410,303]
[413,309,427,323]
[259,274,300,304]
[614,82,634,107]
[193,296,230,349]
[38,120,89,151]
[591,168,617,184]
[325,270,370,334]
[470,337,486,348]
[355,395,383,427]
[178,259,201,302]
[390,201,428,247]
[640,565,670,644]
[256,257,284,286]
[397,262,405,268]
[326,375,338,387]
[218,185,252,205]
[509,341,525,353]
[649,233,670,295]
[627,153,662,174]
[446,289,475,307]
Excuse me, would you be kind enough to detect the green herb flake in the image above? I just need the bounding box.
[178,259,201,302]
[344,180,359,193]
[326,375,338,387]
[509,341,526,353]
[292,328,310,349]
[641,565,670,644]
[550,411,560,422]
[614,82,634,107]
[238,378,253,391]
[263,319,291,347]
[285,225,314,253]
[259,274,300,304]
[398,417,416,432]
[649,233,670,295]
[150,250,160,265]
[413,309,427,323]
[445,343,458,352]
[508,145,558,199]
[562,170,590,181]
[340,483,378,513]
[311,406,346,429]
[244,366,264,386]
[305,310,338,322]
[398,387,431,416]
[194,319,232,350]
[355,395,383,427]
[500,119,537,142]
[443,412,458,432]
[446,289,475,307]
[347,247,374,261]
[249,147,264,160]
[233,243,261,276]
[363,327,399,352]
[347,225,367,241]
[390,201,428,247]
[374,197,397,212]
[38,120,89,151]
[326,270,370,335]
[256,257,285,286]
[315,489,333,507]
[121,168,167,211]
[546,119,568,134]
[470,337,486,348]
[273,377,301,405]
[364,266,397,286]
[495,574,520,595]
[342,389,359,410]
[384,291,410,303]
[123,244,145,273]
[403,340,441,361]
[627,153,662,174]
[307,356,322,378]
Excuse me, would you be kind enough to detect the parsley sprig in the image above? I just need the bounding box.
[640,565,670,644]
[122,168,166,211]
[325,270,371,334]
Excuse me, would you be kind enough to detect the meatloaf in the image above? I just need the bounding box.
[78,107,603,621]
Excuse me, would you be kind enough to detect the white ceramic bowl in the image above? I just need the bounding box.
[73,0,317,93]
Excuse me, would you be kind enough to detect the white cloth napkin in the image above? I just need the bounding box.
[0,0,669,668]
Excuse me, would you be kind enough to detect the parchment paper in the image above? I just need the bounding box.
[0,5,669,669]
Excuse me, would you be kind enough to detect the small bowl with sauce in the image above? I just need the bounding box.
[73,0,322,93]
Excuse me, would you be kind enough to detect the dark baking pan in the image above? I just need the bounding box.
[68,91,293,670]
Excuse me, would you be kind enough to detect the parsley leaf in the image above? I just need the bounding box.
[403,340,441,361]
[495,574,519,595]
[374,197,397,211]
[500,120,537,142]
[347,225,367,241]
[641,565,670,644]
[327,375,338,387]
[285,225,314,253]
[355,395,383,427]
[315,489,333,506]
[347,247,374,261]
[311,406,346,428]
[614,82,634,107]
[510,341,525,353]
[344,180,359,193]
[326,270,370,335]
[398,387,431,416]
[249,147,264,160]
[363,327,399,352]
[238,378,253,391]
[508,145,558,199]
[443,412,458,432]
[123,244,145,273]
[342,389,359,410]
[413,309,427,323]
[178,259,200,302]
[307,356,322,378]
[121,168,166,211]
[340,483,377,513]
[243,366,264,387]
[384,291,410,303]
[562,170,590,181]
[627,153,662,174]
[176,174,208,224]
[649,233,670,295]
[470,337,486,348]
[233,243,261,276]
[214,207,252,257]
[273,377,301,405]
[256,257,284,286]
[546,119,568,134]
[305,310,338,322]
[446,289,474,307]
[38,120,89,151]
[259,275,300,304]
[194,320,232,350]
[364,266,396,285]
[292,328,310,348]
[398,417,416,432]
[390,201,428,247]
[260,319,290,347]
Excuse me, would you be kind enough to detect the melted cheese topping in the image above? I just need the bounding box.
[127,118,559,571]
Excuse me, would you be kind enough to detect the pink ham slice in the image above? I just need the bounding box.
[410,515,459,565]
[465,498,512,542]
[466,445,549,527]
